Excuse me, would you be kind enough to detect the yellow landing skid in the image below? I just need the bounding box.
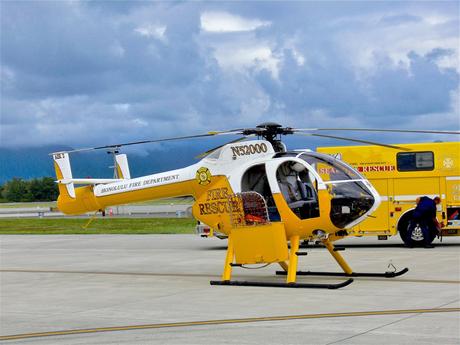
[275,240,409,279]
[210,223,354,289]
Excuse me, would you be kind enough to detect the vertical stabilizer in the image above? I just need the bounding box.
[115,154,131,179]
[53,152,76,199]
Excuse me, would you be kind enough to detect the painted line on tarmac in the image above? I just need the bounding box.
[1,308,459,341]
[1,269,460,285]
[0,269,216,279]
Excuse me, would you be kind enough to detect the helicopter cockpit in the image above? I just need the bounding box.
[247,150,379,229]
[240,150,378,229]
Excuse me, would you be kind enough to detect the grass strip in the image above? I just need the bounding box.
[0,197,194,209]
[0,218,196,235]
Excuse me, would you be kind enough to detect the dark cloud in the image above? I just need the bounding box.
[425,48,455,61]
[365,51,458,119]
[0,1,458,150]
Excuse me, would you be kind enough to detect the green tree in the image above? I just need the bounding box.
[1,177,59,202]
[29,177,58,201]
[28,179,41,200]
[0,184,5,202]
[3,178,28,202]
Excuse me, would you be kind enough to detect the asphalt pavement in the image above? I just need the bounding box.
[1,234,459,344]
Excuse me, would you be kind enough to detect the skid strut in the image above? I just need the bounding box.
[276,240,409,278]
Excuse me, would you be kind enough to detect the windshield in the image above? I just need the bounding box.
[325,181,375,228]
[298,152,374,228]
[298,152,362,182]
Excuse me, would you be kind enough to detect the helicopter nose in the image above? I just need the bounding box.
[328,181,377,229]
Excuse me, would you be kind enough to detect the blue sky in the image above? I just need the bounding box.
[1,1,459,150]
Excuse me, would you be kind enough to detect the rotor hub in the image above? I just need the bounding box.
[241,122,294,152]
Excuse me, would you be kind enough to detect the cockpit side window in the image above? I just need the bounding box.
[276,161,320,219]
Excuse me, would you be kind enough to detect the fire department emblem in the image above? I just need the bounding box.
[196,167,211,185]
[443,157,454,169]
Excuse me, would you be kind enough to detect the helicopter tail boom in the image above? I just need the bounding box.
[52,151,197,215]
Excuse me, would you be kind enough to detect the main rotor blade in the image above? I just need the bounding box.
[195,136,251,159]
[298,133,411,151]
[55,130,244,154]
[294,128,460,135]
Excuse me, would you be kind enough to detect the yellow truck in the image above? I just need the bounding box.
[317,141,460,245]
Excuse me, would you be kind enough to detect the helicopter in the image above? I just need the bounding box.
[51,122,460,289]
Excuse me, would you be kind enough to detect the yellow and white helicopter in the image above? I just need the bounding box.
[51,122,460,289]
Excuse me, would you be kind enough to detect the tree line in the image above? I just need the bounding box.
[0,177,59,202]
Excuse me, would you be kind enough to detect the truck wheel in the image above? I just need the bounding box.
[398,211,435,247]
[397,213,412,246]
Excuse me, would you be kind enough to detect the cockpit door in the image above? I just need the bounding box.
[265,158,323,220]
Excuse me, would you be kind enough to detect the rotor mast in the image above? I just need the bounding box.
[243,122,293,153]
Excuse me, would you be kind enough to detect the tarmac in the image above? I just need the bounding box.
[1,234,459,344]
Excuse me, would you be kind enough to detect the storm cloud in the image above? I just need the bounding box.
[1,1,459,149]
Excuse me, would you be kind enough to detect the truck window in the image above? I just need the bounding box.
[397,151,434,171]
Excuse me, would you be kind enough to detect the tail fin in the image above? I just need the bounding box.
[53,152,76,199]
[115,154,131,179]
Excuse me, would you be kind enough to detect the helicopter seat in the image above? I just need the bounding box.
[278,177,305,208]
[278,164,319,219]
